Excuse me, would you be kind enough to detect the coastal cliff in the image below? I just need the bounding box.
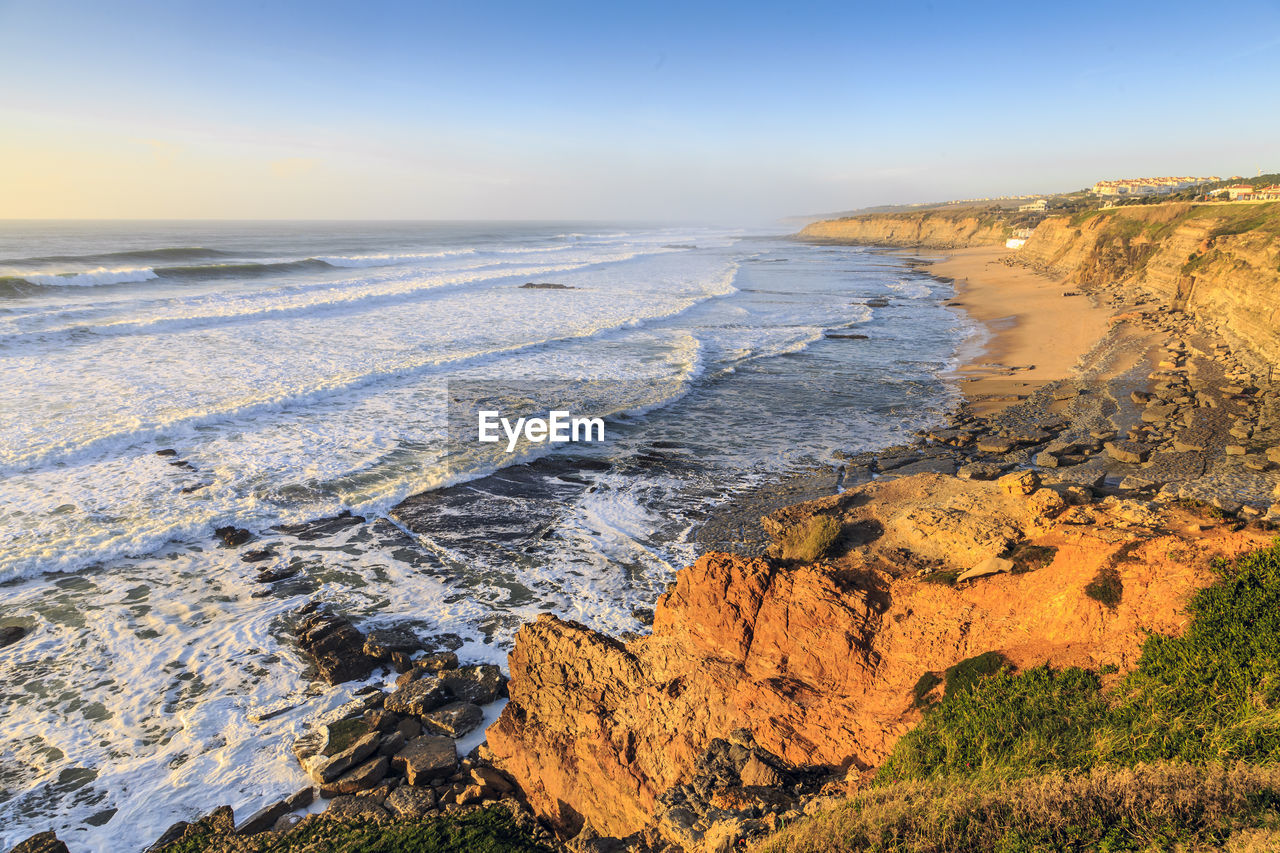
[1018,202,1280,366]
[796,208,1010,248]
[486,473,1273,844]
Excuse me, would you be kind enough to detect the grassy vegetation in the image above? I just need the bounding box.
[775,515,843,563]
[158,807,556,853]
[1005,544,1057,574]
[758,541,1280,852]
[756,763,1280,853]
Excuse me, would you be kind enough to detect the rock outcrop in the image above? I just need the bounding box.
[797,208,1010,248]
[486,473,1272,841]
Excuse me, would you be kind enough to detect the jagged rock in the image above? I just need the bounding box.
[215,526,253,547]
[738,754,784,787]
[396,717,422,740]
[421,701,484,738]
[363,627,424,661]
[7,832,69,853]
[285,787,314,810]
[997,470,1040,496]
[320,755,388,797]
[295,610,375,684]
[391,735,458,785]
[234,799,289,835]
[440,665,506,705]
[385,676,451,716]
[304,731,380,784]
[385,785,438,819]
[377,730,406,756]
[1104,441,1149,464]
[323,795,389,821]
[241,549,274,563]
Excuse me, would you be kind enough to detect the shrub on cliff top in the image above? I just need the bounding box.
[776,515,842,563]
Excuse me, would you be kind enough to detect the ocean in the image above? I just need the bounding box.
[0,221,974,850]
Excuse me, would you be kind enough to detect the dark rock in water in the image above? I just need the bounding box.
[214,526,253,547]
[254,565,298,584]
[241,548,274,563]
[824,332,869,340]
[441,664,506,705]
[386,676,451,716]
[274,510,364,541]
[179,483,209,494]
[863,298,890,307]
[8,832,70,853]
[155,448,178,458]
[234,799,289,835]
[0,625,28,648]
[391,735,458,785]
[295,609,375,684]
[363,626,424,661]
[421,701,484,738]
[520,282,575,289]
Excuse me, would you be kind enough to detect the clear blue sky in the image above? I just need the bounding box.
[2,0,1278,220]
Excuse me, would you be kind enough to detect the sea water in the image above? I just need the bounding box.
[0,221,974,850]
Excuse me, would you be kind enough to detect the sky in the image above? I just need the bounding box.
[1,0,1278,222]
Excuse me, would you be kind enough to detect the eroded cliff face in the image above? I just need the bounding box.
[1020,203,1280,365]
[485,474,1271,840]
[797,209,1009,248]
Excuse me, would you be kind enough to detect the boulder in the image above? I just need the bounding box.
[391,736,458,785]
[421,701,484,738]
[363,627,424,661]
[295,610,375,684]
[997,470,1040,496]
[323,795,389,821]
[976,437,1017,454]
[385,785,438,819]
[304,731,380,784]
[385,676,451,716]
[320,755,389,797]
[215,526,253,547]
[234,799,289,835]
[470,766,515,794]
[441,665,506,705]
[1104,441,1149,464]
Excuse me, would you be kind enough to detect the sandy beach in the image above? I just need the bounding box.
[921,246,1115,411]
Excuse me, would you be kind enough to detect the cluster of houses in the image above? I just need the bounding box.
[1091,176,1218,197]
[1215,184,1280,201]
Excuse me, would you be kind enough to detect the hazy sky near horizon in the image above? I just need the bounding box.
[2,0,1279,222]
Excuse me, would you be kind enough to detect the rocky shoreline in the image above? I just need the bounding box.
[10,241,1280,853]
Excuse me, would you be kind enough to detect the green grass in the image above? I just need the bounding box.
[1005,544,1057,574]
[157,807,555,853]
